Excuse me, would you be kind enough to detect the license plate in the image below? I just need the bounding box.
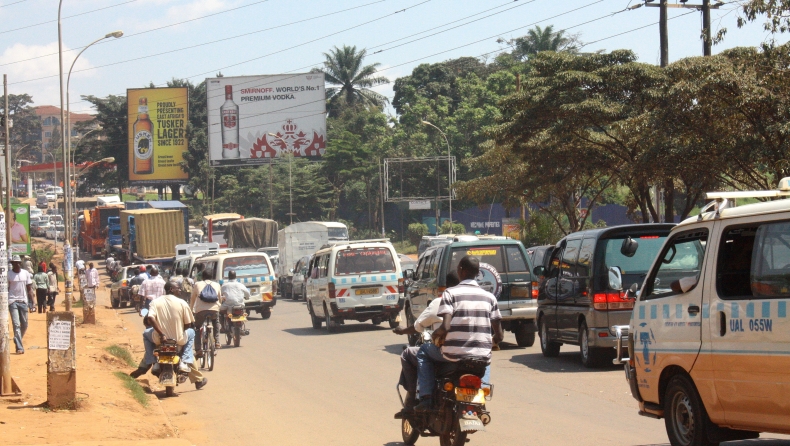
[355,288,378,295]
[455,387,486,403]
[158,355,179,365]
[230,315,246,322]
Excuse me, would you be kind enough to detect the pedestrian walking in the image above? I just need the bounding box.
[33,266,49,314]
[9,255,33,354]
[48,265,60,312]
[86,262,100,289]
[23,255,34,275]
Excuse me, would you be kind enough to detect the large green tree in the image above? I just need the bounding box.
[315,45,389,116]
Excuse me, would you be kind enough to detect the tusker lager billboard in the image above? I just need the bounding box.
[127,87,189,184]
[206,74,327,166]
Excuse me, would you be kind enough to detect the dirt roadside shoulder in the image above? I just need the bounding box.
[0,264,180,445]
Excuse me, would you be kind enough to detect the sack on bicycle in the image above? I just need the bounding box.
[198,281,219,303]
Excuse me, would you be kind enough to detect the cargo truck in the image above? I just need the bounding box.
[119,209,185,270]
[79,205,123,258]
[277,221,348,299]
[226,218,278,252]
[124,200,190,243]
[202,213,244,248]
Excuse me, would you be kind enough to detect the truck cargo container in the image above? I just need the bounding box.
[120,209,183,268]
[277,221,348,299]
[226,218,278,252]
[79,205,123,258]
[124,200,189,243]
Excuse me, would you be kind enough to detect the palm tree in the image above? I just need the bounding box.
[501,25,581,61]
[315,45,389,114]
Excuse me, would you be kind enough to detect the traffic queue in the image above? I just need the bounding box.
[86,177,790,446]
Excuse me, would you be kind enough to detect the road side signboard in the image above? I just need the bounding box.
[206,73,327,166]
[10,203,30,255]
[409,200,431,210]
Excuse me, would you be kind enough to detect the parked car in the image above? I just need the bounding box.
[192,252,277,319]
[615,182,790,445]
[290,255,311,300]
[536,223,675,367]
[405,239,538,347]
[305,240,402,332]
[109,264,154,308]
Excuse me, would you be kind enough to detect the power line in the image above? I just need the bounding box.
[0,0,139,35]
[0,0,277,67]
[580,9,697,48]
[0,0,30,8]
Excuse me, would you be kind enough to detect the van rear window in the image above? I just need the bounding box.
[449,246,505,272]
[223,256,270,278]
[600,235,667,275]
[335,248,395,275]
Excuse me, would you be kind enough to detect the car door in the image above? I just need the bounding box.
[708,218,790,430]
[316,254,330,315]
[416,250,438,313]
[306,256,320,313]
[636,227,711,402]
[556,238,582,341]
[540,244,563,338]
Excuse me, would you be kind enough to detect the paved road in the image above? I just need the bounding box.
[118,298,790,446]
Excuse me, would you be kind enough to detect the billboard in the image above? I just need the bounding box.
[127,87,189,185]
[10,203,30,255]
[206,74,326,166]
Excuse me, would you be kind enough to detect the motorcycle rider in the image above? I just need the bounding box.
[190,269,222,357]
[140,265,166,309]
[414,255,503,412]
[129,280,208,390]
[392,271,460,419]
[219,270,249,332]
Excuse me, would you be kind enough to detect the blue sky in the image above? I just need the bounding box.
[0,0,784,116]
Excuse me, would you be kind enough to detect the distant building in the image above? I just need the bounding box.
[34,105,95,149]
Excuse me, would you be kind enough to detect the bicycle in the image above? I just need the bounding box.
[198,317,216,371]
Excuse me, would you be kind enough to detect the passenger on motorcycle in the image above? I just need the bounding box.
[414,256,503,412]
[190,269,222,357]
[393,271,460,419]
[219,270,249,331]
[129,281,208,390]
[140,266,166,309]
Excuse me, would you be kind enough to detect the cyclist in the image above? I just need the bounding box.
[190,269,221,358]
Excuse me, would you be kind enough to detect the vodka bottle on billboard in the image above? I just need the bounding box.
[221,85,240,158]
[132,97,154,174]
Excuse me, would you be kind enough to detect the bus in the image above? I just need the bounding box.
[202,213,243,248]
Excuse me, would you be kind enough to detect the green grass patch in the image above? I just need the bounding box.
[113,371,148,407]
[105,344,136,367]
[392,241,417,255]
[72,299,83,308]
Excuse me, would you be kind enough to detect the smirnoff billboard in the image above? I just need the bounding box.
[206,73,327,166]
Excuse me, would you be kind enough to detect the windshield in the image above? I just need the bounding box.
[600,235,668,276]
[327,227,348,240]
[335,247,396,275]
[450,245,506,273]
[223,256,270,278]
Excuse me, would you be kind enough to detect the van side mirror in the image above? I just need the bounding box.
[404,269,415,280]
[608,266,623,291]
[621,237,639,258]
[626,282,639,299]
[289,268,294,274]
[533,266,546,277]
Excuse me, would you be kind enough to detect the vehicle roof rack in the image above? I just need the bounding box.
[700,176,790,220]
[319,238,391,250]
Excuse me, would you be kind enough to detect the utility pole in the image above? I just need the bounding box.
[659,0,669,67]
[702,0,712,56]
[1,74,20,396]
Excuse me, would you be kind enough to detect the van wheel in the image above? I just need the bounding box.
[308,302,322,329]
[111,298,120,309]
[324,304,336,334]
[539,318,561,357]
[260,308,272,320]
[514,322,536,347]
[579,322,604,368]
[664,375,719,446]
[388,314,400,329]
[371,317,382,326]
[302,285,307,301]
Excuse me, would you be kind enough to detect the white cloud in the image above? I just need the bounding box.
[120,0,231,33]
[0,41,95,107]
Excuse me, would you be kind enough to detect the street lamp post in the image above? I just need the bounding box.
[65,30,122,247]
[268,133,294,225]
[421,120,453,224]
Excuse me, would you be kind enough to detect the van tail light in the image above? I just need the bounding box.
[593,292,634,311]
[459,374,482,389]
[398,278,404,294]
[328,282,336,299]
[531,281,539,299]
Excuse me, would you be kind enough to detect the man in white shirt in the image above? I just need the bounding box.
[140,266,166,309]
[392,272,459,419]
[8,255,34,354]
[75,258,85,273]
[129,281,207,390]
[86,262,100,289]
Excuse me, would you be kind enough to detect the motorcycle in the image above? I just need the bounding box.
[223,305,249,347]
[397,346,492,445]
[131,285,143,314]
[151,339,189,397]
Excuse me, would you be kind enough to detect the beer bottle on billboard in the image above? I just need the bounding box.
[221,85,240,158]
[133,97,154,174]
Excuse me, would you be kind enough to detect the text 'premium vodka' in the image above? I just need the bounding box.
[221,85,240,158]
[133,97,154,174]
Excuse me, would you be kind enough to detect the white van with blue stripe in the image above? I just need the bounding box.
[191,252,277,319]
[305,239,403,333]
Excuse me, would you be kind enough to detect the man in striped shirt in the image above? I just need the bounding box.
[415,255,503,411]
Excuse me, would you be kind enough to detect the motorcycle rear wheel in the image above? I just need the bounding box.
[233,326,241,347]
[439,423,467,446]
[165,386,175,397]
[401,418,420,445]
[207,335,215,372]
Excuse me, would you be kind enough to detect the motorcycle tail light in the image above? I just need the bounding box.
[443,381,455,391]
[459,374,482,389]
[482,387,491,396]
[232,308,244,316]
[122,280,127,287]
